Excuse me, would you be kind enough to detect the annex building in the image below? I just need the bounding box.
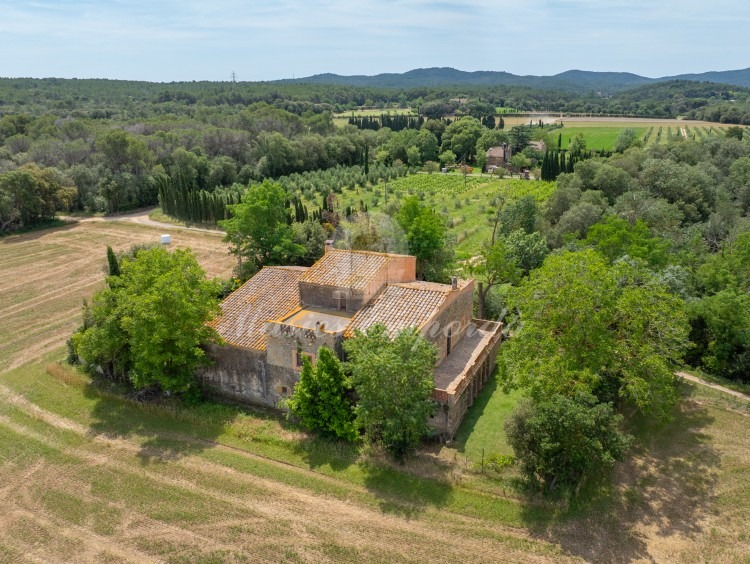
[201,244,502,437]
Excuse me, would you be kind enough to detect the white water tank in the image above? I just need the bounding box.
[160,234,172,245]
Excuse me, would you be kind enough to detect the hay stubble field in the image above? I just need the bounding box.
[1,219,750,562]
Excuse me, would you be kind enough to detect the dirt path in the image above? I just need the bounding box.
[676,371,750,402]
[64,208,224,235]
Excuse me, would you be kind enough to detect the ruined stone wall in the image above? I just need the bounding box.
[265,322,343,370]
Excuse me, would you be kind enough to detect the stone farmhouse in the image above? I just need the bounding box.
[201,244,502,437]
[486,143,511,170]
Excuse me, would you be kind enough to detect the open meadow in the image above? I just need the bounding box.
[1,219,750,562]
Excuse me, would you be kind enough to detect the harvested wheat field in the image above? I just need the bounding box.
[1,220,750,562]
[0,220,235,374]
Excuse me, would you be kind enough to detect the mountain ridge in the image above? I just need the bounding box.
[273,67,750,91]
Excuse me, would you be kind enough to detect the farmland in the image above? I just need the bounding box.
[1,218,750,561]
[335,175,556,256]
[0,220,234,374]
[550,117,735,151]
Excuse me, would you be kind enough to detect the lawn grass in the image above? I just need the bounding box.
[451,376,524,462]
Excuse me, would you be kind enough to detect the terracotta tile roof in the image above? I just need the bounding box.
[210,266,306,350]
[300,249,391,290]
[397,280,471,293]
[344,284,447,338]
[487,146,507,158]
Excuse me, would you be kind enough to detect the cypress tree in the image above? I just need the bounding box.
[106,246,121,277]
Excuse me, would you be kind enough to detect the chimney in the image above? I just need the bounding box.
[451,276,458,291]
[325,240,334,254]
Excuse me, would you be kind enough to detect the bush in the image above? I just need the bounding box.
[505,393,632,493]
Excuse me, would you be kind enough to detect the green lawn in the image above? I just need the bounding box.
[451,376,523,462]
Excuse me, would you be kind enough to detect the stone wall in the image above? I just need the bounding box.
[298,281,366,313]
[199,343,280,406]
[423,281,475,364]
[265,321,343,371]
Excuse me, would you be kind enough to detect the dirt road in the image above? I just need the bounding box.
[676,371,750,402]
[65,208,224,235]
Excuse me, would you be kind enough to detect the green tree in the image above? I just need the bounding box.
[220,180,306,277]
[106,245,121,277]
[441,117,484,163]
[396,196,454,281]
[438,150,457,167]
[286,347,358,441]
[469,238,520,319]
[584,216,668,267]
[613,128,642,153]
[504,229,549,275]
[505,393,632,492]
[73,247,221,395]
[500,250,689,421]
[688,290,750,381]
[344,324,437,461]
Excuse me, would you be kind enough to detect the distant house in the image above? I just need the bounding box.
[201,246,502,438]
[486,144,511,168]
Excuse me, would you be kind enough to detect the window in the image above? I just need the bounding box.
[335,291,347,311]
[447,327,452,356]
[295,350,316,370]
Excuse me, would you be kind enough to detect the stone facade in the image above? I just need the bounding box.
[201,249,501,438]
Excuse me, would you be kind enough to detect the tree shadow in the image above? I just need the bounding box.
[0,220,78,243]
[359,453,454,519]
[519,385,720,562]
[81,379,244,465]
[288,435,359,472]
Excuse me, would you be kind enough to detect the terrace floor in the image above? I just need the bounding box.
[434,321,502,393]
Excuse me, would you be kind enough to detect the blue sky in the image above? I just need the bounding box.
[0,0,747,82]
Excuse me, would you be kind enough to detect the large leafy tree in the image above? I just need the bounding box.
[220,180,306,278]
[344,324,437,461]
[468,238,520,320]
[286,347,357,441]
[73,247,221,395]
[500,249,689,421]
[584,216,668,267]
[441,116,484,163]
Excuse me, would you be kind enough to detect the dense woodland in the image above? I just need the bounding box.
[1,77,749,232]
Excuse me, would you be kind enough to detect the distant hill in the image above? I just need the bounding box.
[275,67,750,92]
